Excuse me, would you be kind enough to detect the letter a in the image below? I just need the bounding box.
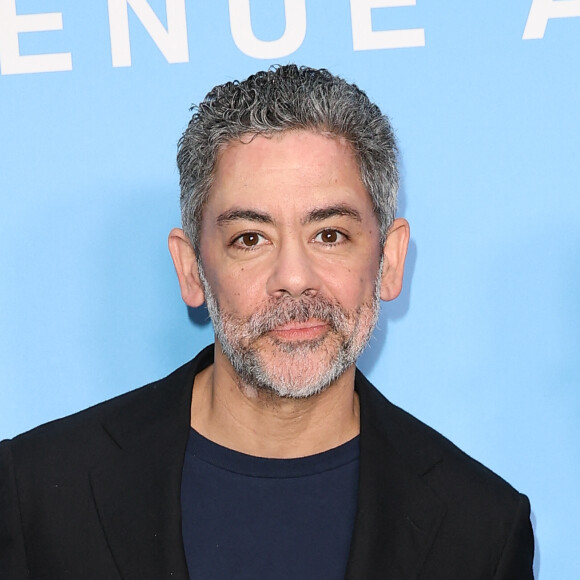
[523,0,580,39]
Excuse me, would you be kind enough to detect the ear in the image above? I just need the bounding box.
[168,228,206,308]
[379,218,410,302]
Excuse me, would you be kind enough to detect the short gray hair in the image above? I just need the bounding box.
[177,65,399,253]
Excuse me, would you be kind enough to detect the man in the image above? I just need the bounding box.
[0,65,533,579]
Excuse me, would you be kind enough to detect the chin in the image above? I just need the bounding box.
[235,337,353,399]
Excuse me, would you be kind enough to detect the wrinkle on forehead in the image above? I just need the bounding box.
[214,129,360,177]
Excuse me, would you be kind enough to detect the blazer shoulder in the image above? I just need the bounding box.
[356,369,527,506]
[354,371,534,578]
[3,355,200,471]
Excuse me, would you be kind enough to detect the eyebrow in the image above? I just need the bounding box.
[302,204,362,225]
[215,203,362,227]
[216,208,275,226]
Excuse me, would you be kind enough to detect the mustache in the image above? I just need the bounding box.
[243,296,349,337]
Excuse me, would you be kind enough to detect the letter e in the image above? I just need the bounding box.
[0,0,72,75]
[350,0,425,50]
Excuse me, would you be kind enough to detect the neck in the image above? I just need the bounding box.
[190,347,360,459]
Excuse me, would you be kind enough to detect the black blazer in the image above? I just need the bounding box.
[0,345,534,579]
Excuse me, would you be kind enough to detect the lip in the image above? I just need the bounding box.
[269,320,329,341]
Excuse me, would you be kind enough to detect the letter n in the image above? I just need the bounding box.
[108,0,188,67]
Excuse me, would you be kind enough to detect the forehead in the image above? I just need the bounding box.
[215,129,357,171]
[205,130,374,219]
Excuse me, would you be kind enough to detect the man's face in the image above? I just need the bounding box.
[197,130,385,398]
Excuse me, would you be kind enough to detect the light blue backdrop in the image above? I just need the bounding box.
[1,1,579,577]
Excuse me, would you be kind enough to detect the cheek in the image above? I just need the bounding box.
[201,245,260,303]
[212,267,266,311]
[326,265,378,310]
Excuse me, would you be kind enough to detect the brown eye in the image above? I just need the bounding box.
[318,229,340,243]
[240,233,260,246]
[322,230,338,243]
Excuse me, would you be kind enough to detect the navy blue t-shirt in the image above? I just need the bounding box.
[181,428,360,579]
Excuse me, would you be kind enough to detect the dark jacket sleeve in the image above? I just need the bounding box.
[494,494,535,579]
[0,439,28,579]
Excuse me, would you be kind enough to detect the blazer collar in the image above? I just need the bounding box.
[345,370,447,580]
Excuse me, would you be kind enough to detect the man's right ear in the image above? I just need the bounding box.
[168,228,206,308]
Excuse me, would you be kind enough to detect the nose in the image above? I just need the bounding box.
[266,239,320,299]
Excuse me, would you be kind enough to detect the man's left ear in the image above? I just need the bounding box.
[380,218,410,301]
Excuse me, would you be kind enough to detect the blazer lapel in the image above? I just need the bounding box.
[90,443,189,580]
[88,349,212,580]
[346,371,447,580]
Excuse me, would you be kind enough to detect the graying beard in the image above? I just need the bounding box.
[197,260,381,398]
